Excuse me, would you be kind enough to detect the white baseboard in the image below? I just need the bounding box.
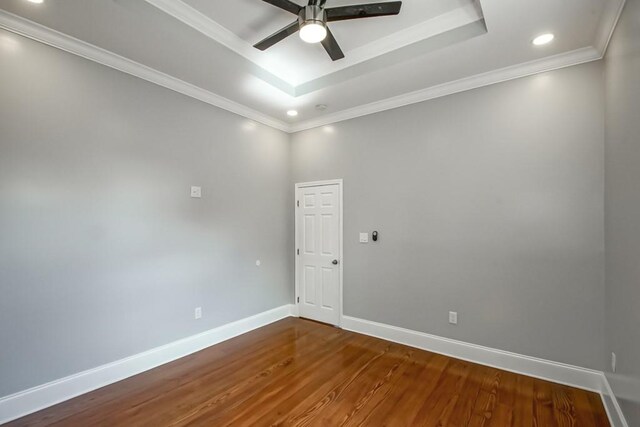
[1,308,628,427]
[342,315,626,426]
[601,374,630,427]
[0,304,295,425]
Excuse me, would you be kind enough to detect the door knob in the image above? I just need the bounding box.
[332,259,339,265]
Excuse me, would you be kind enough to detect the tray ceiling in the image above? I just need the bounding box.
[181,0,480,84]
[0,0,626,132]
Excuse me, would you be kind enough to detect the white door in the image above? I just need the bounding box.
[296,182,342,326]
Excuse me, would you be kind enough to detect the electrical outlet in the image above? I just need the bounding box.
[611,352,617,373]
[359,232,369,243]
[194,307,202,319]
[449,311,458,325]
[190,186,202,198]
[256,260,261,266]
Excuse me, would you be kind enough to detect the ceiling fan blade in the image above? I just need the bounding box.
[321,27,345,61]
[325,1,402,22]
[261,0,303,15]
[254,21,300,50]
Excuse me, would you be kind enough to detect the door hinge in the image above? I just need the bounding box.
[297,200,299,207]
[297,248,299,255]
[297,297,299,303]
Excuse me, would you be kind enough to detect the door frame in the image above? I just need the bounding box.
[294,179,344,327]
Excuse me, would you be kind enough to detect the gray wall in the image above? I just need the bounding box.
[292,62,606,370]
[604,0,640,423]
[0,29,292,397]
[0,15,616,402]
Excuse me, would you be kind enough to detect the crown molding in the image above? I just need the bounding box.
[289,0,625,132]
[298,3,484,88]
[0,0,626,135]
[594,0,626,55]
[289,46,602,133]
[293,16,487,97]
[144,0,484,93]
[0,9,290,132]
[143,0,296,95]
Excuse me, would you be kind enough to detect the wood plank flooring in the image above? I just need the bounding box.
[5,318,610,426]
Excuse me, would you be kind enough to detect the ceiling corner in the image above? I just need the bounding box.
[594,0,626,56]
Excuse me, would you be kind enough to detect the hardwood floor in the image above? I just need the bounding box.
[6,318,610,426]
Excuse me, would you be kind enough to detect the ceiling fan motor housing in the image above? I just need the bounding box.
[299,5,327,28]
[254,0,402,60]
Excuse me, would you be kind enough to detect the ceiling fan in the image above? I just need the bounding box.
[253,0,403,61]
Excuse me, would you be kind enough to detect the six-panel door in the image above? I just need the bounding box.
[297,184,341,326]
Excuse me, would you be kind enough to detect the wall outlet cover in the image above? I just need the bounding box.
[359,232,369,243]
[190,186,202,198]
[194,307,202,319]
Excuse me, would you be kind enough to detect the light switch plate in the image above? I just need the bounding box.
[190,186,202,198]
[449,311,458,325]
[359,232,369,243]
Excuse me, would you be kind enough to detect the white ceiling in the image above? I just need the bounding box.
[0,0,626,132]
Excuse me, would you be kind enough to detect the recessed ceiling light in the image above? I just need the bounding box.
[532,33,554,46]
[287,110,298,117]
[26,0,44,3]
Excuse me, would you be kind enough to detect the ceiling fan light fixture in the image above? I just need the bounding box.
[254,1,402,61]
[299,21,327,44]
[298,5,327,44]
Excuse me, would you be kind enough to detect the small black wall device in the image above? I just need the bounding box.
[372,231,378,242]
